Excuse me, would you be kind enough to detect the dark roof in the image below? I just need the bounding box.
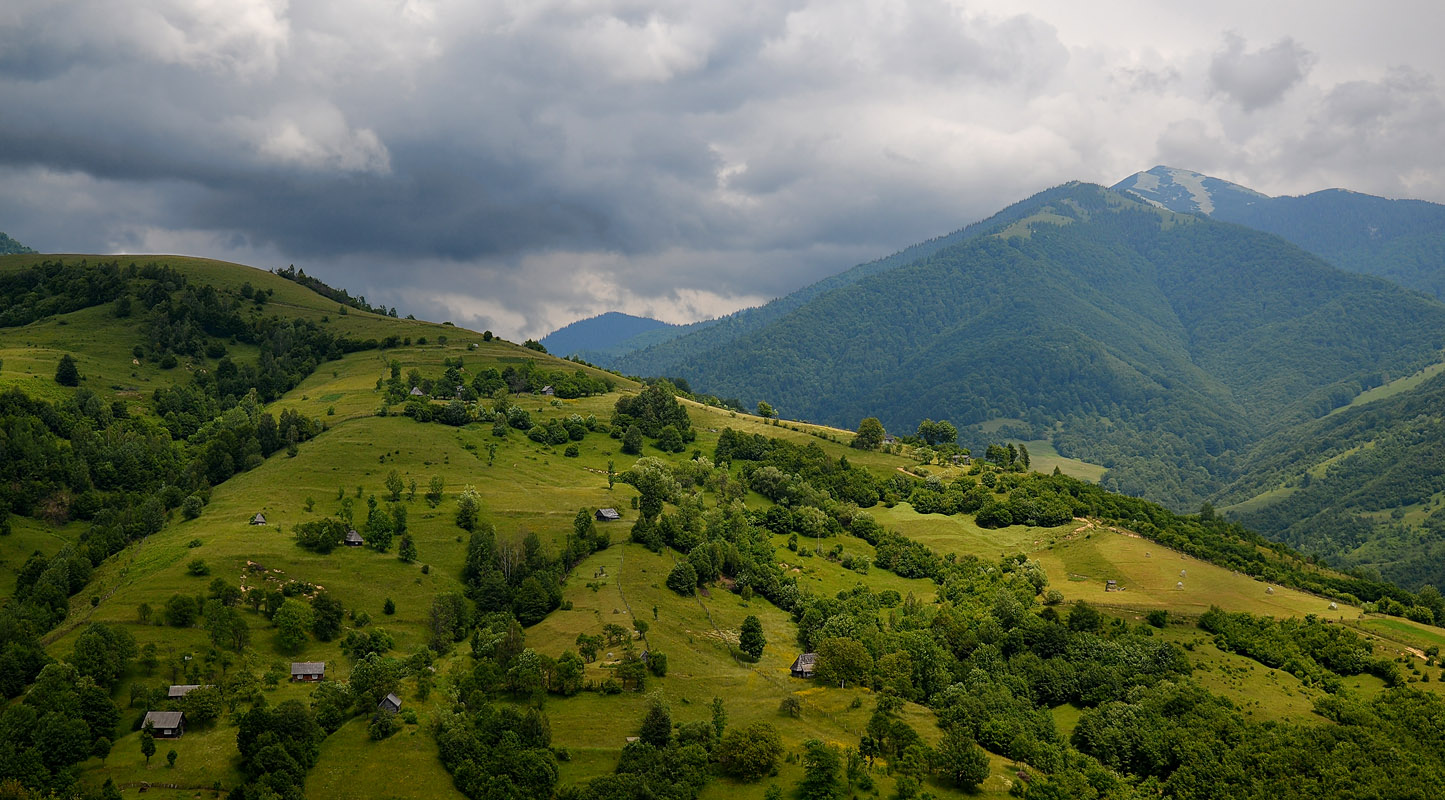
[144,711,184,729]
[380,692,402,711]
[791,653,818,671]
[168,684,205,698]
[345,530,364,544]
[291,661,326,675]
[596,508,621,521]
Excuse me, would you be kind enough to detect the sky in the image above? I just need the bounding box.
[2,1,1444,339]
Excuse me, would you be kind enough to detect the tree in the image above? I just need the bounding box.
[311,592,344,641]
[383,598,395,615]
[798,739,843,800]
[70,623,137,689]
[166,749,178,768]
[398,534,417,563]
[712,696,728,740]
[140,723,156,765]
[656,424,685,453]
[852,417,885,450]
[274,599,313,654]
[1017,442,1031,470]
[756,400,776,419]
[639,694,672,747]
[667,561,698,595]
[718,722,783,781]
[455,485,481,531]
[365,505,394,552]
[815,637,873,688]
[622,425,643,455]
[937,730,989,790]
[55,354,80,386]
[385,470,404,501]
[426,475,445,507]
[740,615,766,660]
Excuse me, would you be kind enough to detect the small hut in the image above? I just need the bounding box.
[409,386,425,397]
[1176,581,1184,590]
[1105,580,1119,592]
[143,710,186,739]
[541,385,555,396]
[345,529,365,547]
[595,508,621,523]
[882,434,898,446]
[167,684,210,699]
[1265,586,1275,595]
[790,653,818,678]
[290,662,326,682]
[250,513,267,526]
[378,693,402,714]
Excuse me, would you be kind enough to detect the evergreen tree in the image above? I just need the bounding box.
[55,354,80,386]
[639,695,672,747]
[398,534,417,563]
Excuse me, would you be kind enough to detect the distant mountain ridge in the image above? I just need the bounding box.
[1114,166,1445,300]
[0,232,34,255]
[539,312,679,358]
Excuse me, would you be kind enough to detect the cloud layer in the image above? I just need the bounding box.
[2,1,1443,337]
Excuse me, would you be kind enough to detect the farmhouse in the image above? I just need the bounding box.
[143,710,185,738]
[790,652,818,678]
[167,684,210,699]
[345,529,365,547]
[250,513,266,525]
[595,508,621,522]
[541,385,555,396]
[291,662,326,682]
[378,693,402,714]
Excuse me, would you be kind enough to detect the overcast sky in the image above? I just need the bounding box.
[3,1,1443,338]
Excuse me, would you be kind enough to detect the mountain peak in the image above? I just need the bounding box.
[1113,166,1268,216]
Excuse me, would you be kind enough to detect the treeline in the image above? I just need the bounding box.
[274,263,396,317]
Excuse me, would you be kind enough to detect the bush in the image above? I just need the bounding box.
[186,559,210,577]
[666,561,698,595]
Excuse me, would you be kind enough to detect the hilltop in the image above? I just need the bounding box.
[540,312,680,359]
[3,253,1445,800]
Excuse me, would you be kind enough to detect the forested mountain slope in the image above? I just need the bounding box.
[612,183,1445,509]
[1219,368,1445,589]
[1116,165,1445,300]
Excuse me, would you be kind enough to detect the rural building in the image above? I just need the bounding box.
[790,653,817,678]
[410,386,425,397]
[1105,580,1119,592]
[291,662,326,682]
[250,513,267,525]
[345,530,365,547]
[541,385,555,396]
[143,710,185,738]
[595,508,621,522]
[167,684,210,699]
[378,693,402,714]
[882,435,897,445]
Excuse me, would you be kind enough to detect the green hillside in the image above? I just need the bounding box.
[607,184,1445,511]
[5,255,1445,800]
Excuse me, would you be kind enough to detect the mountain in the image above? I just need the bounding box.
[0,231,34,255]
[602,202,1053,377]
[539,311,679,358]
[609,183,1445,511]
[1115,165,1445,300]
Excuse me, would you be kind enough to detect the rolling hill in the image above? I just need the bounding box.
[1115,165,1445,300]
[0,231,34,255]
[5,253,1445,800]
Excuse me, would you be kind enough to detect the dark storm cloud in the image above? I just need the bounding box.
[1,2,1444,337]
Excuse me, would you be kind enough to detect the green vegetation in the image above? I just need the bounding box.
[3,253,1445,800]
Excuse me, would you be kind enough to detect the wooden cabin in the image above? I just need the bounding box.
[290,662,326,682]
[143,710,185,738]
[790,653,818,678]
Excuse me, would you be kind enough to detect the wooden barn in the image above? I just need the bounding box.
[378,693,403,714]
[291,662,326,682]
[790,653,818,678]
[595,508,621,522]
[143,710,185,739]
